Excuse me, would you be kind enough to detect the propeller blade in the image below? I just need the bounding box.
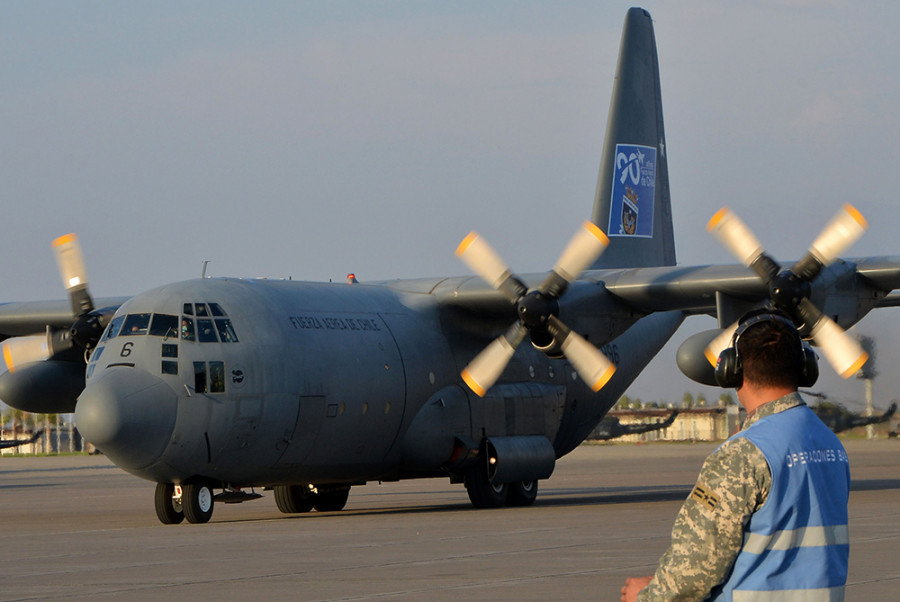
[707,208,765,268]
[540,221,610,296]
[548,316,615,392]
[708,208,780,282]
[704,321,740,367]
[557,221,610,278]
[2,335,52,373]
[52,233,94,316]
[455,232,526,303]
[461,322,527,397]
[807,312,869,379]
[792,203,868,280]
[809,203,868,265]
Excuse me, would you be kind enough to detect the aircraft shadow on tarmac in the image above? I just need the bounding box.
[214,478,900,524]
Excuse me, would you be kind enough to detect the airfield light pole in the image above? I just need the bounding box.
[857,336,877,439]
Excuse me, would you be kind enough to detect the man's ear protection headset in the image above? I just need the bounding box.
[714,311,819,389]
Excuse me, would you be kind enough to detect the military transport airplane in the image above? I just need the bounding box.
[2,8,900,524]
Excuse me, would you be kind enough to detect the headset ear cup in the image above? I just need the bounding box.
[799,346,819,388]
[715,348,742,388]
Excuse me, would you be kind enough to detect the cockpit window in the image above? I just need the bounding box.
[149,314,179,338]
[197,319,218,342]
[215,319,239,343]
[179,303,239,343]
[102,315,125,341]
[181,317,195,341]
[121,313,151,336]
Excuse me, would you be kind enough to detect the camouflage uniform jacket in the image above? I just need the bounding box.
[637,393,806,601]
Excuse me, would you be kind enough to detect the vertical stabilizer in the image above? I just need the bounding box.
[590,8,675,269]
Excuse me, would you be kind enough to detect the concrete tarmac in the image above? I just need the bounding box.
[1,440,898,601]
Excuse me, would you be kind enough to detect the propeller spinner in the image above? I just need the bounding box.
[705,204,869,379]
[456,221,616,397]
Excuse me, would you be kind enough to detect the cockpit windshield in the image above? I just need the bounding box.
[121,314,151,336]
[102,303,239,343]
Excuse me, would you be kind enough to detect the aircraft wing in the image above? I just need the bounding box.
[408,256,900,343]
[0,297,130,341]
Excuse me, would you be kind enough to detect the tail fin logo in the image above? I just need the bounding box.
[609,144,656,238]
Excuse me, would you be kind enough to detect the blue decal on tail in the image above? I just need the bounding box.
[609,144,656,238]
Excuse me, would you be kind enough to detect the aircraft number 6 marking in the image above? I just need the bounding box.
[120,342,134,357]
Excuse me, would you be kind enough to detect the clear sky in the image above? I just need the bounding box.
[2,1,898,412]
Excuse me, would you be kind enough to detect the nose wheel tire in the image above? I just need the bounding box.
[182,482,214,524]
[274,485,315,514]
[154,482,184,524]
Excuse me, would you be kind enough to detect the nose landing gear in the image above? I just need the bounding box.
[154,481,214,524]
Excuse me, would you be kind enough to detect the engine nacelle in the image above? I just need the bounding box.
[0,360,84,413]
[676,329,722,387]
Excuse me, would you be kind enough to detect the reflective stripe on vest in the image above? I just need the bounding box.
[742,524,849,555]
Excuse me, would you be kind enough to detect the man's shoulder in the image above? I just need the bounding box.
[706,437,769,485]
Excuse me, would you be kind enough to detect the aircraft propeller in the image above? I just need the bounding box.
[455,221,616,397]
[1,234,110,372]
[705,204,869,379]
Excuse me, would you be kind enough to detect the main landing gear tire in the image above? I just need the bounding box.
[465,462,508,508]
[182,482,215,524]
[313,488,350,512]
[154,482,184,525]
[506,480,538,507]
[274,485,315,514]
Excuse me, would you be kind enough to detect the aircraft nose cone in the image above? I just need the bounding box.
[75,368,177,470]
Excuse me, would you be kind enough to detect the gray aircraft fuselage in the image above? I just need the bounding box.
[75,276,682,488]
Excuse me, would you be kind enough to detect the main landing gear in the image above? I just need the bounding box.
[464,461,539,509]
[273,485,351,514]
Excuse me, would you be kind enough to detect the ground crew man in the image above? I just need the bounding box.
[621,311,850,601]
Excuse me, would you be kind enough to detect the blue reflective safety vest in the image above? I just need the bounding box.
[711,404,850,602]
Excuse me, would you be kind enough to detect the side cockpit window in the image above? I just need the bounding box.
[215,319,238,342]
[102,315,125,342]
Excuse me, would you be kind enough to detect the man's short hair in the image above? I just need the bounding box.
[736,316,804,389]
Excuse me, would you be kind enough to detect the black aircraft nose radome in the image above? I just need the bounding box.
[75,368,177,470]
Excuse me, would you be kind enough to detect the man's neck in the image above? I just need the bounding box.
[737,384,797,415]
